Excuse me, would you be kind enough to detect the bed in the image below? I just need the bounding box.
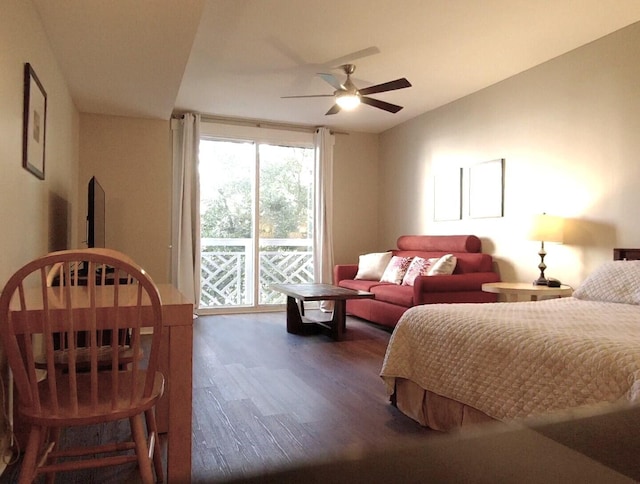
[380,255,640,431]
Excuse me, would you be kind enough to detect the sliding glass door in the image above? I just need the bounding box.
[198,135,314,310]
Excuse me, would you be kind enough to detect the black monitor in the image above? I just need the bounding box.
[87,176,106,248]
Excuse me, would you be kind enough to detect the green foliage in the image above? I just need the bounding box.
[200,141,313,240]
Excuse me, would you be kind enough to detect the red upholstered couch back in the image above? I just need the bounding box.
[391,235,494,274]
[396,235,481,253]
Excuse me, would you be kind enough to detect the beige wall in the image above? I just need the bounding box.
[0,0,79,284]
[332,131,380,264]
[76,116,378,285]
[379,22,640,288]
[0,0,79,466]
[79,114,172,283]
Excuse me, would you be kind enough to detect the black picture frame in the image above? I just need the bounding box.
[22,63,47,180]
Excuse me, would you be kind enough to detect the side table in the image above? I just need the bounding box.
[481,282,573,302]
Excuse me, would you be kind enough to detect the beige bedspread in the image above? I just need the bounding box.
[380,297,640,421]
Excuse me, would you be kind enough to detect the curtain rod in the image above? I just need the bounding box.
[172,112,348,135]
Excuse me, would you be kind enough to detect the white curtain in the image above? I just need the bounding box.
[171,113,201,308]
[313,127,335,310]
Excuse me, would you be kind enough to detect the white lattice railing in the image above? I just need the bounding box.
[200,238,314,308]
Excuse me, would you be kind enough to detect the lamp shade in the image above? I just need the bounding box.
[528,213,564,243]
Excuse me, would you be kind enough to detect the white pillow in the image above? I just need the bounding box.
[354,252,393,280]
[427,254,457,276]
[380,256,413,285]
[573,260,640,304]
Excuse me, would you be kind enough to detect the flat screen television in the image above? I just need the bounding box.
[87,176,106,248]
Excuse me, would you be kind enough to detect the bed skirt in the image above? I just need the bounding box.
[394,378,496,431]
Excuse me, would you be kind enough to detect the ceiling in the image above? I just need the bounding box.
[34,0,640,134]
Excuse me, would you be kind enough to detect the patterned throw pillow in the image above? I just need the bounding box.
[380,256,413,284]
[354,252,393,280]
[573,260,640,304]
[427,254,457,276]
[402,257,437,286]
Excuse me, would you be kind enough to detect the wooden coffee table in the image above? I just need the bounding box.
[271,283,374,341]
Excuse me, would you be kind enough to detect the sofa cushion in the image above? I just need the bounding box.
[371,284,414,307]
[453,253,494,273]
[380,256,412,284]
[354,252,392,280]
[338,279,382,292]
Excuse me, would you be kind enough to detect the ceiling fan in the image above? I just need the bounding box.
[282,64,412,115]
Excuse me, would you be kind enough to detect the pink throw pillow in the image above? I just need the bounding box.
[380,256,413,285]
[402,257,436,286]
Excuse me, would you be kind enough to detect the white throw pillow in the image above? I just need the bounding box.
[402,257,439,286]
[354,252,393,280]
[573,260,640,304]
[380,256,413,285]
[427,254,457,276]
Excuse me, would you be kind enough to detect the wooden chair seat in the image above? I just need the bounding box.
[21,370,165,425]
[34,344,144,370]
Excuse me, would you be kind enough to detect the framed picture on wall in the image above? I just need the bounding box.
[22,63,47,180]
[433,167,462,221]
[468,159,504,218]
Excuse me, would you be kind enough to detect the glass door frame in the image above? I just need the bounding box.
[197,121,315,314]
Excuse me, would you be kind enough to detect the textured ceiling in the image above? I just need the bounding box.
[35,0,640,133]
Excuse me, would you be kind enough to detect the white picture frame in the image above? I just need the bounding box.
[468,159,504,218]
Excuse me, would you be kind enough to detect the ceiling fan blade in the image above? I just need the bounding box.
[318,73,344,91]
[358,78,412,96]
[360,96,403,113]
[281,94,334,98]
[325,104,341,115]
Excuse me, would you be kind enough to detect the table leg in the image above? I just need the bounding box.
[162,324,193,483]
[330,300,346,340]
[286,296,304,334]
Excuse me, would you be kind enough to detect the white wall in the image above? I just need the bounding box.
[379,22,640,288]
[0,0,79,287]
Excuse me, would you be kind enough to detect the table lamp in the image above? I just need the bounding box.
[528,213,564,286]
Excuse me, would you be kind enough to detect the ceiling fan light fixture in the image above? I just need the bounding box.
[335,91,361,110]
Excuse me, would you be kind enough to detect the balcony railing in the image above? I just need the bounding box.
[200,238,314,308]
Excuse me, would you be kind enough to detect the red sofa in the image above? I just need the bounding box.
[334,235,500,328]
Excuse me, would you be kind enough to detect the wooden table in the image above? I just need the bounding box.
[271,284,374,340]
[482,282,573,302]
[10,283,194,483]
[155,284,194,483]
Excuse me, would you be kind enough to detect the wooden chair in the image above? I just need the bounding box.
[0,249,164,483]
[39,251,141,371]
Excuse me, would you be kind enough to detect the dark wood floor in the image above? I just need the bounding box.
[1,311,435,483]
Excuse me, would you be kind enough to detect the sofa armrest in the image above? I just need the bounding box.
[413,272,501,302]
[334,264,359,284]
